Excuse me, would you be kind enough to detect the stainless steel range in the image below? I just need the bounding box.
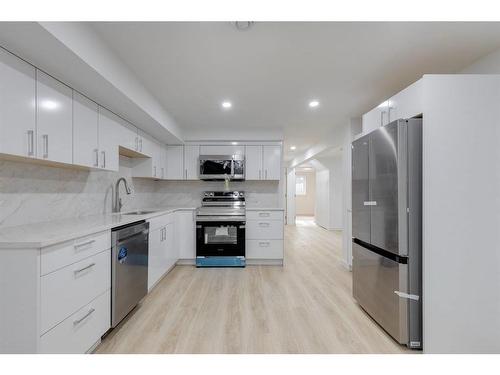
[196,191,246,267]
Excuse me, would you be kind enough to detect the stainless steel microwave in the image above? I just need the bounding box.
[199,155,245,180]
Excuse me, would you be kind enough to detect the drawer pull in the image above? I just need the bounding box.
[258,222,270,227]
[74,239,95,249]
[74,263,96,275]
[73,308,95,325]
[259,242,270,247]
[259,212,270,217]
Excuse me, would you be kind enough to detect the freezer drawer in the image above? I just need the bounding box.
[352,242,408,345]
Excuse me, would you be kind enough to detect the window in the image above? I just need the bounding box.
[296,175,307,196]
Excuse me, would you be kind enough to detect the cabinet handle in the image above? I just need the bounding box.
[73,308,95,326]
[139,138,143,152]
[363,201,377,206]
[74,239,95,249]
[161,168,164,179]
[27,130,34,156]
[259,170,261,180]
[93,149,99,167]
[154,166,157,177]
[42,134,49,158]
[380,111,387,126]
[101,151,106,169]
[259,212,270,217]
[185,169,187,180]
[259,241,270,247]
[74,262,96,275]
[258,222,270,227]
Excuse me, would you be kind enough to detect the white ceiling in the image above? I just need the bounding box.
[90,22,500,160]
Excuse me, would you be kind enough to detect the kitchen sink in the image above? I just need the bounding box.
[122,210,157,215]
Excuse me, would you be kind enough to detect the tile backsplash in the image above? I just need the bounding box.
[0,156,281,228]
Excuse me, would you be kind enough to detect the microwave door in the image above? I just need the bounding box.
[201,159,231,176]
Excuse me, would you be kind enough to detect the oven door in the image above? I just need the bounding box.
[196,220,245,257]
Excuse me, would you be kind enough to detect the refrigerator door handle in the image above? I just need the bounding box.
[394,291,420,301]
[363,201,377,206]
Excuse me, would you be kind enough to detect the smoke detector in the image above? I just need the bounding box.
[233,21,254,31]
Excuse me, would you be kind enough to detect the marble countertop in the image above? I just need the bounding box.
[0,207,196,249]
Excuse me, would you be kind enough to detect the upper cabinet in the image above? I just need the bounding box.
[97,107,120,171]
[199,145,244,156]
[362,78,423,135]
[165,145,184,180]
[388,79,423,122]
[0,48,36,159]
[115,116,138,154]
[245,145,281,181]
[184,145,199,180]
[36,70,73,164]
[73,92,99,168]
[245,145,263,180]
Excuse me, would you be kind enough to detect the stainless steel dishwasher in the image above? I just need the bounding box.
[111,220,149,328]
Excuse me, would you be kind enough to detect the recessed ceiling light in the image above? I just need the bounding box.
[309,100,319,108]
[231,141,238,145]
[222,101,232,109]
[290,146,297,151]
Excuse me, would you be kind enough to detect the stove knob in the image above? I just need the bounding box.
[239,192,243,196]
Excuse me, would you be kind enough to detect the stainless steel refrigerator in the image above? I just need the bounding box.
[351,118,422,349]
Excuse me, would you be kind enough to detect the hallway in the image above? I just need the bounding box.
[96,222,408,354]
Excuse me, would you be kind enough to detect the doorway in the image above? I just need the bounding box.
[295,165,316,226]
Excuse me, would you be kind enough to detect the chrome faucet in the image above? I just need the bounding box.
[114,177,132,213]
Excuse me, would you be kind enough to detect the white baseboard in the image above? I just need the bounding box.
[246,259,284,266]
[341,259,352,271]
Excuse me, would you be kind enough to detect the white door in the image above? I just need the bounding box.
[97,107,119,171]
[0,48,36,158]
[184,144,200,180]
[165,145,184,179]
[164,222,176,271]
[177,210,195,259]
[36,70,73,164]
[245,145,262,180]
[148,227,163,291]
[73,91,98,168]
[262,145,281,180]
[286,168,296,225]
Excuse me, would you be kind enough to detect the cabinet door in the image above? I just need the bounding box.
[184,144,200,180]
[138,130,154,157]
[164,222,176,271]
[115,117,138,153]
[36,70,73,164]
[73,91,98,168]
[245,145,262,180]
[388,79,422,122]
[176,210,195,259]
[148,227,163,291]
[262,145,281,180]
[165,145,184,179]
[362,101,389,134]
[97,107,119,171]
[0,48,36,158]
[159,145,166,180]
[199,145,244,156]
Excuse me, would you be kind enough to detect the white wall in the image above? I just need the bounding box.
[422,75,500,353]
[314,168,330,228]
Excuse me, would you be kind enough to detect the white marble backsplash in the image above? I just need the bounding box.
[0,156,281,229]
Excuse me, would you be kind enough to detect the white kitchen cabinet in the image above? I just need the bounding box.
[184,144,200,180]
[0,47,36,159]
[97,106,119,171]
[245,209,284,265]
[262,145,281,180]
[148,214,176,291]
[114,116,138,154]
[362,100,390,134]
[36,70,73,164]
[245,145,263,180]
[388,79,423,122]
[176,210,196,260]
[199,144,244,156]
[73,91,99,168]
[137,129,154,157]
[165,145,184,179]
[132,135,163,179]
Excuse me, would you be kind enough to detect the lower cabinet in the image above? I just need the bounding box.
[147,214,176,291]
[40,289,110,354]
[246,240,283,260]
[245,210,284,264]
[176,210,196,260]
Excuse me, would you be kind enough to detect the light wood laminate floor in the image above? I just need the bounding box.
[96,221,410,354]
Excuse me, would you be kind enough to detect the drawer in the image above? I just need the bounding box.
[246,240,283,259]
[246,220,284,240]
[246,210,283,221]
[40,289,110,354]
[41,249,111,334]
[41,230,111,275]
[148,213,174,232]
